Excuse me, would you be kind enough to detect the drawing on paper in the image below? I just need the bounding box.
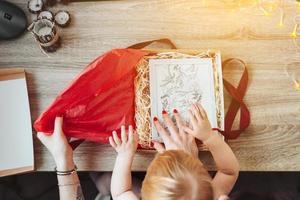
[149,58,218,140]
[159,64,203,119]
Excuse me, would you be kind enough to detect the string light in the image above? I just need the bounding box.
[257,0,272,16]
[277,0,285,27]
[217,1,300,89]
[218,0,257,13]
[291,24,298,38]
[217,1,300,48]
[285,62,300,90]
[291,15,300,53]
[278,10,284,27]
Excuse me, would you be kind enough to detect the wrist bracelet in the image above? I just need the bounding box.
[58,182,80,187]
[55,165,77,176]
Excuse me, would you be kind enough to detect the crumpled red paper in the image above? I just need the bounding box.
[34,48,148,143]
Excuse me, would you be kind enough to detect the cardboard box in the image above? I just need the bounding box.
[0,68,34,177]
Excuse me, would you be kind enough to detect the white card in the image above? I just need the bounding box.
[149,58,217,141]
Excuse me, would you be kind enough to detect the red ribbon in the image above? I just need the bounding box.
[127,38,177,49]
[221,58,250,139]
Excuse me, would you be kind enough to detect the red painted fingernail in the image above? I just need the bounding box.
[173,109,178,113]
[162,110,167,115]
[153,117,158,122]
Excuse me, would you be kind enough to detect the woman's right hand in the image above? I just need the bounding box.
[152,109,198,158]
[37,117,75,171]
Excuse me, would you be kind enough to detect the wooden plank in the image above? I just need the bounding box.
[1,0,299,171]
[0,68,25,81]
[0,166,34,177]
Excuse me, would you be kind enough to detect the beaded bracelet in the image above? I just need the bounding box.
[55,165,77,176]
[58,182,80,187]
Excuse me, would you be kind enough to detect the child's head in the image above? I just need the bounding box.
[141,150,213,200]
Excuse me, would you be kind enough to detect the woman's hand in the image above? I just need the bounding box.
[152,109,198,158]
[37,117,74,171]
[182,103,214,142]
[109,125,138,158]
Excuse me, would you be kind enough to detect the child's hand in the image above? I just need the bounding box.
[182,103,214,142]
[109,125,138,158]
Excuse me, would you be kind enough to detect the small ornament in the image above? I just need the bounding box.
[27,0,44,14]
[55,10,71,27]
[28,18,61,52]
[38,10,54,21]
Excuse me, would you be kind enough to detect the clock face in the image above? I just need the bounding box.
[55,11,70,27]
[28,0,43,13]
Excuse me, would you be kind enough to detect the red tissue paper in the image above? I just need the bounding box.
[34,48,148,143]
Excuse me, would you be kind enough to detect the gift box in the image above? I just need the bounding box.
[34,39,250,149]
[134,49,225,148]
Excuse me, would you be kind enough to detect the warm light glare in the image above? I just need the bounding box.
[278,10,285,28]
[291,24,298,38]
[264,11,271,16]
[267,4,275,12]
[291,31,297,38]
[278,22,284,28]
[295,82,300,89]
[204,0,300,44]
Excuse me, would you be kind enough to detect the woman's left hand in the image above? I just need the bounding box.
[152,110,198,158]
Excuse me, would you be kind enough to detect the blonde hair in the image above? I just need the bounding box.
[141,150,213,200]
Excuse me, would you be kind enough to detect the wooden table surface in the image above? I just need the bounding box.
[1,0,299,171]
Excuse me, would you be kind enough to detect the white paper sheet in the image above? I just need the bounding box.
[0,78,34,173]
[149,58,217,141]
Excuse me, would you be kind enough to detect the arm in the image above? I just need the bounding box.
[56,160,84,200]
[109,125,139,200]
[204,131,239,197]
[37,117,85,200]
[183,103,239,198]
